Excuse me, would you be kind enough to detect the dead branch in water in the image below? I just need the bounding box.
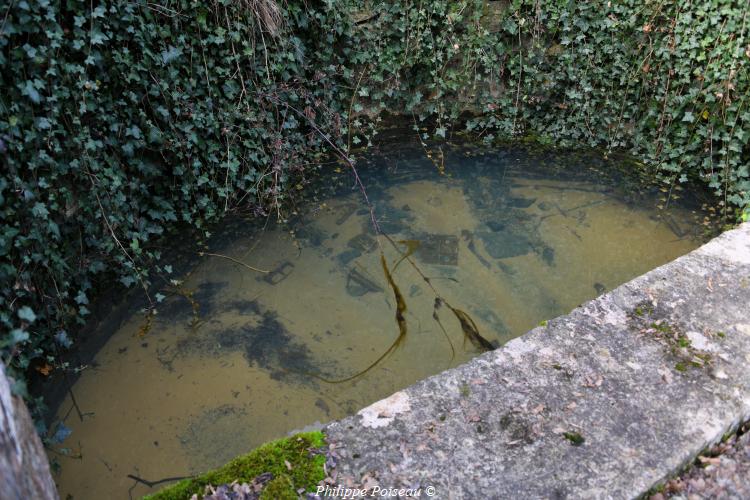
[268,97,383,241]
[127,473,193,489]
[198,251,269,273]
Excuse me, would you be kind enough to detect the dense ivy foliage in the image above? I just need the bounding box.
[1,0,748,413]
[351,0,749,214]
[0,0,354,406]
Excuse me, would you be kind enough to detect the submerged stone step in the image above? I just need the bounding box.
[324,223,750,499]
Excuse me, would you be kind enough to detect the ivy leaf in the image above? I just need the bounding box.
[36,117,52,130]
[9,329,30,345]
[90,30,108,45]
[31,202,49,218]
[161,45,183,65]
[120,275,136,287]
[75,291,89,305]
[21,80,41,103]
[503,18,518,34]
[17,306,36,323]
[54,330,73,348]
[22,44,37,58]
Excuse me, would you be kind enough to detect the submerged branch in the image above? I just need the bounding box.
[432,298,456,364]
[447,304,494,352]
[126,473,193,489]
[198,251,269,273]
[300,253,407,384]
[393,239,420,270]
[382,233,495,353]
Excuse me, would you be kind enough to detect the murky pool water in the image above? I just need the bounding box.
[49,143,702,498]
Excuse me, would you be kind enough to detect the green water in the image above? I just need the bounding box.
[49,143,703,499]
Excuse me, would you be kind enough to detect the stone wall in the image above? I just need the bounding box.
[0,364,58,500]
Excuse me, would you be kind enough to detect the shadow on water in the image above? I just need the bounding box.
[166,299,322,384]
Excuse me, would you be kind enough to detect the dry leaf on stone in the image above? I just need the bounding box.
[657,367,673,384]
[362,475,380,491]
[582,374,603,388]
[698,456,721,466]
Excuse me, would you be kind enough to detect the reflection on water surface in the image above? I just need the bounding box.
[50,143,702,499]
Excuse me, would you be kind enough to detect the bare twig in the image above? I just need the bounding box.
[127,473,193,489]
[198,251,269,273]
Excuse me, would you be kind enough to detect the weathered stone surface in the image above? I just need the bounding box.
[0,364,58,500]
[325,223,750,499]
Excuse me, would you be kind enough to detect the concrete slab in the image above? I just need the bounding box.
[324,223,750,499]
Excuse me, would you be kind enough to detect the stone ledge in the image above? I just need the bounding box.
[324,223,750,499]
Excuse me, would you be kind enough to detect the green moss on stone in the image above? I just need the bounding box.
[563,431,585,446]
[459,383,471,398]
[260,475,297,500]
[630,303,713,373]
[145,431,326,500]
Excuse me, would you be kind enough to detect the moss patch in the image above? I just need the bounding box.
[563,431,585,446]
[145,431,326,500]
[629,301,712,372]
